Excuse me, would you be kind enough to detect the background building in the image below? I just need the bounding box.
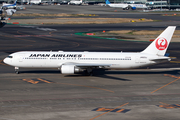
[0,0,180,9]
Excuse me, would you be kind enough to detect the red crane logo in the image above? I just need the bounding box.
[155,37,168,50]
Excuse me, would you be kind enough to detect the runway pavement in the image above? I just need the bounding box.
[1,10,180,120]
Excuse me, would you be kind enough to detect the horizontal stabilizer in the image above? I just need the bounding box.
[149,58,171,62]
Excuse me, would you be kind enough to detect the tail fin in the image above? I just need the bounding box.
[141,26,176,56]
[105,0,111,4]
[13,0,17,5]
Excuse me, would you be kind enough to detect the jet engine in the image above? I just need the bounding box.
[61,65,83,74]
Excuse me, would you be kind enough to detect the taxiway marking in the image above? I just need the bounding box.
[22,78,54,84]
[90,102,129,120]
[151,74,180,94]
[158,102,180,109]
[92,107,130,113]
[20,26,57,31]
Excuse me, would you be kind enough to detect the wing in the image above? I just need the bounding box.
[60,62,111,74]
[62,62,111,68]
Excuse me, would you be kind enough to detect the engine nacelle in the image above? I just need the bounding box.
[61,65,82,74]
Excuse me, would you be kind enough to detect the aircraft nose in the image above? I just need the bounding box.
[3,58,10,64]
[3,58,8,64]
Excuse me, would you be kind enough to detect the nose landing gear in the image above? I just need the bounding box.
[15,67,19,74]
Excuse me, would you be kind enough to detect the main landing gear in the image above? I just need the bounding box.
[85,68,93,76]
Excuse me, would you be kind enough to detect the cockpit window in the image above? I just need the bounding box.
[7,56,13,58]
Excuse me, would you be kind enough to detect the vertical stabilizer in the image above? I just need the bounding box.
[14,0,17,5]
[141,26,176,56]
[105,0,111,4]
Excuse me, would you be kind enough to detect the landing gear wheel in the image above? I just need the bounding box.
[85,70,93,76]
[89,71,93,76]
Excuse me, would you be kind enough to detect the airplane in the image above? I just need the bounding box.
[105,0,147,10]
[0,0,17,27]
[3,26,176,75]
[105,0,129,9]
[68,0,83,5]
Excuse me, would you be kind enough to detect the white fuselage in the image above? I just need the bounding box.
[107,3,147,9]
[107,3,129,8]
[68,0,82,5]
[4,51,163,69]
[130,4,147,8]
